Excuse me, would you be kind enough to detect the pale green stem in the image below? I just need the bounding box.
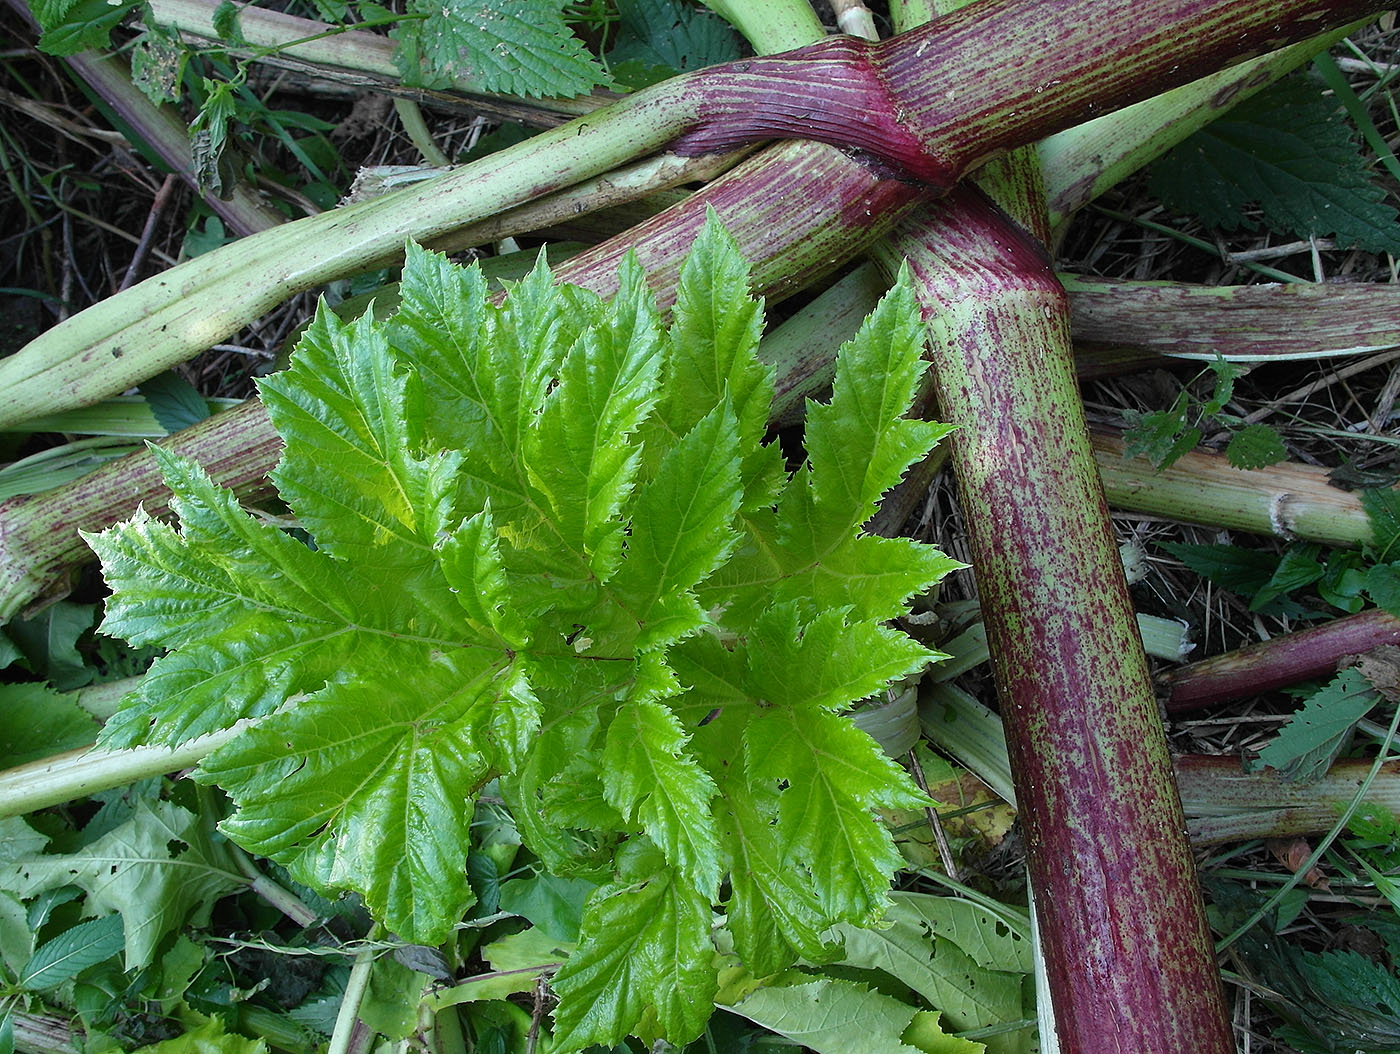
[0,724,245,818]
[73,677,142,721]
[227,841,321,926]
[0,82,698,428]
[1039,24,1363,233]
[700,1,824,53]
[393,98,451,166]
[1092,432,1374,547]
[329,930,381,1054]
[147,0,600,120]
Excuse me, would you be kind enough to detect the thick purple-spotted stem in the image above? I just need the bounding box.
[673,0,1389,181]
[876,187,1233,1052]
[1165,610,1400,713]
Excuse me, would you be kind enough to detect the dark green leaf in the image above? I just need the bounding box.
[18,914,125,991]
[29,0,141,55]
[4,601,96,690]
[1159,542,1281,598]
[393,0,612,97]
[131,28,185,106]
[1251,544,1325,612]
[498,871,596,942]
[1362,487,1400,561]
[1365,562,1400,618]
[1202,357,1244,416]
[1247,668,1377,781]
[1121,393,1198,470]
[211,0,245,43]
[1226,423,1286,470]
[0,682,99,767]
[609,0,741,83]
[140,371,211,434]
[1150,77,1400,254]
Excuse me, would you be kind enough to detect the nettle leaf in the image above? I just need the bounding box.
[1362,487,1400,562]
[89,214,955,1049]
[1248,667,1378,781]
[393,0,612,97]
[1226,423,1287,470]
[29,0,142,55]
[1150,76,1400,254]
[608,0,742,90]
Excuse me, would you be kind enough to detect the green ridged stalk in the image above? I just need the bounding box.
[1092,432,1375,547]
[1038,24,1362,233]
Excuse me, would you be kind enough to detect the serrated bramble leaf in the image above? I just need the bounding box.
[1367,562,1400,618]
[1202,356,1243,416]
[1150,77,1400,254]
[550,866,716,1050]
[1248,667,1377,780]
[1121,393,1198,470]
[1226,423,1287,470]
[1249,543,1324,612]
[393,0,612,97]
[29,0,141,55]
[1159,541,1281,599]
[602,699,722,897]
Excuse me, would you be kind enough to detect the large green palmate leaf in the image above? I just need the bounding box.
[89,215,956,1050]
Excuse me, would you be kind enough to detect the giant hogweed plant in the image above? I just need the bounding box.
[84,214,959,1049]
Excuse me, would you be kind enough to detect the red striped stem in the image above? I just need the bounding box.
[876,186,1232,1052]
